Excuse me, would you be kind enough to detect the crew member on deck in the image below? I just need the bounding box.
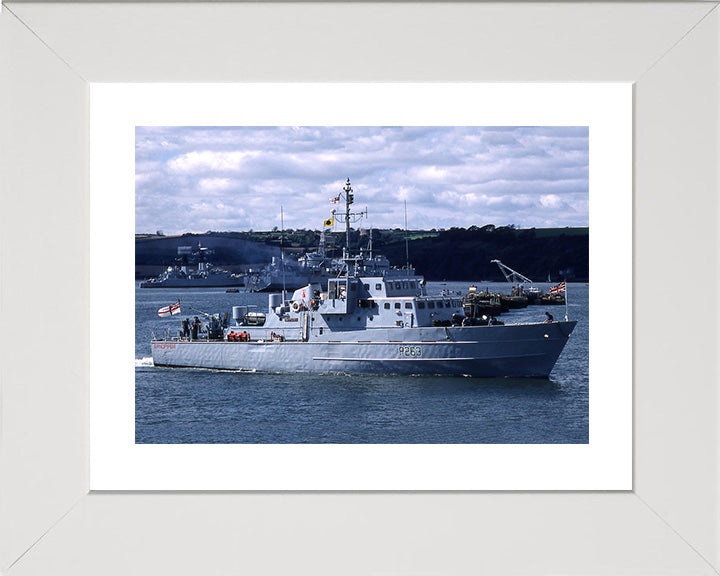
[191,316,201,340]
[182,318,190,339]
[544,312,554,323]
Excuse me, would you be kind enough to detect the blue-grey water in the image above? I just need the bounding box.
[136,282,588,444]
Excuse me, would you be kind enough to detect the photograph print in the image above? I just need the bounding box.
[135,126,589,445]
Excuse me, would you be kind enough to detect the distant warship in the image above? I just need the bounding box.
[151,179,576,378]
[243,228,338,292]
[140,243,245,288]
[244,227,387,292]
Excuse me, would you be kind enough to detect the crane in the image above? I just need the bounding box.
[491,259,533,284]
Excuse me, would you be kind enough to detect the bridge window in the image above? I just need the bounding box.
[402,281,408,289]
[375,283,382,290]
[364,283,370,290]
[417,302,425,309]
[387,284,393,292]
[394,302,401,309]
[395,282,401,290]
[428,302,435,309]
[384,303,390,309]
[437,301,444,308]
[404,302,413,309]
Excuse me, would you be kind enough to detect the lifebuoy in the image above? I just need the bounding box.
[291,301,301,312]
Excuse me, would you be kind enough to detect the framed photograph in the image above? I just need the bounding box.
[90,82,631,491]
[2,2,718,574]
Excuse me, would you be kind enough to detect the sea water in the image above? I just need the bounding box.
[135,282,588,444]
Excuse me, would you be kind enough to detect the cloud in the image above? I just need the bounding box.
[136,126,589,234]
[539,194,564,209]
[168,151,261,174]
[198,177,235,193]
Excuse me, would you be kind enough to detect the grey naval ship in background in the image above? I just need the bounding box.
[140,243,246,288]
[243,228,348,292]
[151,179,576,378]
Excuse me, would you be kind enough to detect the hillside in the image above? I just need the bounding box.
[377,226,588,281]
[135,226,588,282]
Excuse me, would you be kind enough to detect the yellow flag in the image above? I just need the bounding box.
[323,217,334,227]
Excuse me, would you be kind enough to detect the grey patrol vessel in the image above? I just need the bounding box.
[151,179,576,377]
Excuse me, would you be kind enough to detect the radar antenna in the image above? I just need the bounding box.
[331,178,368,258]
[491,259,533,283]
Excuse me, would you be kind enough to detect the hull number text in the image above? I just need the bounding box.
[398,345,422,358]
[153,343,176,350]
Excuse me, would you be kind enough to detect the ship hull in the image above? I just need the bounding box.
[152,321,576,378]
[247,273,332,292]
[140,277,245,288]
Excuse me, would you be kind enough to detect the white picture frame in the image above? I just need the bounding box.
[2,2,718,574]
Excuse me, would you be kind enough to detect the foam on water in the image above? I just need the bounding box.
[135,357,155,367]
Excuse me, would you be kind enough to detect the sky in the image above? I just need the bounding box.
[135,126,589,234]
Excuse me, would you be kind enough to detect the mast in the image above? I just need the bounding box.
[404,200,410,276]
[318,227,326,258]
[344,178,352,257]
[331,178,367,274]
[280,205,286,301]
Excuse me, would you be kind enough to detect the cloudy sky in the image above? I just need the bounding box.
[135,126,588,234]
